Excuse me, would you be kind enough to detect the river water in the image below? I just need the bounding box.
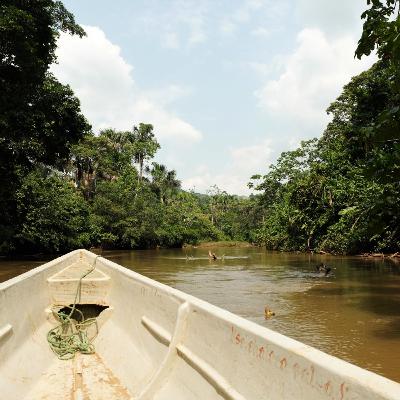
[1,247,399,382]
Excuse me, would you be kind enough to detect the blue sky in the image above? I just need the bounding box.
[53,0,374,194]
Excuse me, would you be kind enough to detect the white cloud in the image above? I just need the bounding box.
[183,169,248,196]
[182,138,273,195]
[230,139,272,171]
[51,26,202,143]
[134,98,202,142]
[256,28,375,135]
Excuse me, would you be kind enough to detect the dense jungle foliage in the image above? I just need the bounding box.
[0,1,399,255]
[251,0,400,254]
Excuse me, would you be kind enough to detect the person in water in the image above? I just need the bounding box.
[316,262,331,276]
[208,251,217,260]
[264,306,275,319]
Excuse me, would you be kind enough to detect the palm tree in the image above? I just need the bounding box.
[131,124,160,183]
[147,162,181,204]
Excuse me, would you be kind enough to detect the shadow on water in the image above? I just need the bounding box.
[309,285,400,297]
[374,318,400,339]
[358,294,400,317]
[308,277,400,314]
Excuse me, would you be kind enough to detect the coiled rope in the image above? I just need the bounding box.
[47,255,101,360]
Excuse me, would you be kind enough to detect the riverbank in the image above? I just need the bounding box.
[184,241,254,248]
[357,252,400,259]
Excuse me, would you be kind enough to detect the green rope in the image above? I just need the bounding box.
[47,255,101,360]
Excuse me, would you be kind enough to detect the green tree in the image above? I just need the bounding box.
[10,168,90,254]
[131,123,160,182]
[90,170,161,248]
[356,0,400,62]
[321,62,400,252]
[0,73,90,251]
[356,1,400,181]
[71,129,140,198]
[147,162,181,204]
[252,61,400,254]
[0,0,84,106]
[0,0,87,167]
[0,1,89,253]
[157,192,223,247]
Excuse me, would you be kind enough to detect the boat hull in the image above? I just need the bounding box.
[0,249,399,399]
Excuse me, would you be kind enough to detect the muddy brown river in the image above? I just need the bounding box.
[1,247,399,382]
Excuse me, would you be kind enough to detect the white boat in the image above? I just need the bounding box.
[0,249,399,400]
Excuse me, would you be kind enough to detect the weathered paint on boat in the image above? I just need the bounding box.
[0,249,399,400]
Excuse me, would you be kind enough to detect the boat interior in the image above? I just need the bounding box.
[0,249,399,400]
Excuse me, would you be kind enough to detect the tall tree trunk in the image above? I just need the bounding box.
[138,155,143,183]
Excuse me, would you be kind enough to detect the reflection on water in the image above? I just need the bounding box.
[1,247,399,382]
